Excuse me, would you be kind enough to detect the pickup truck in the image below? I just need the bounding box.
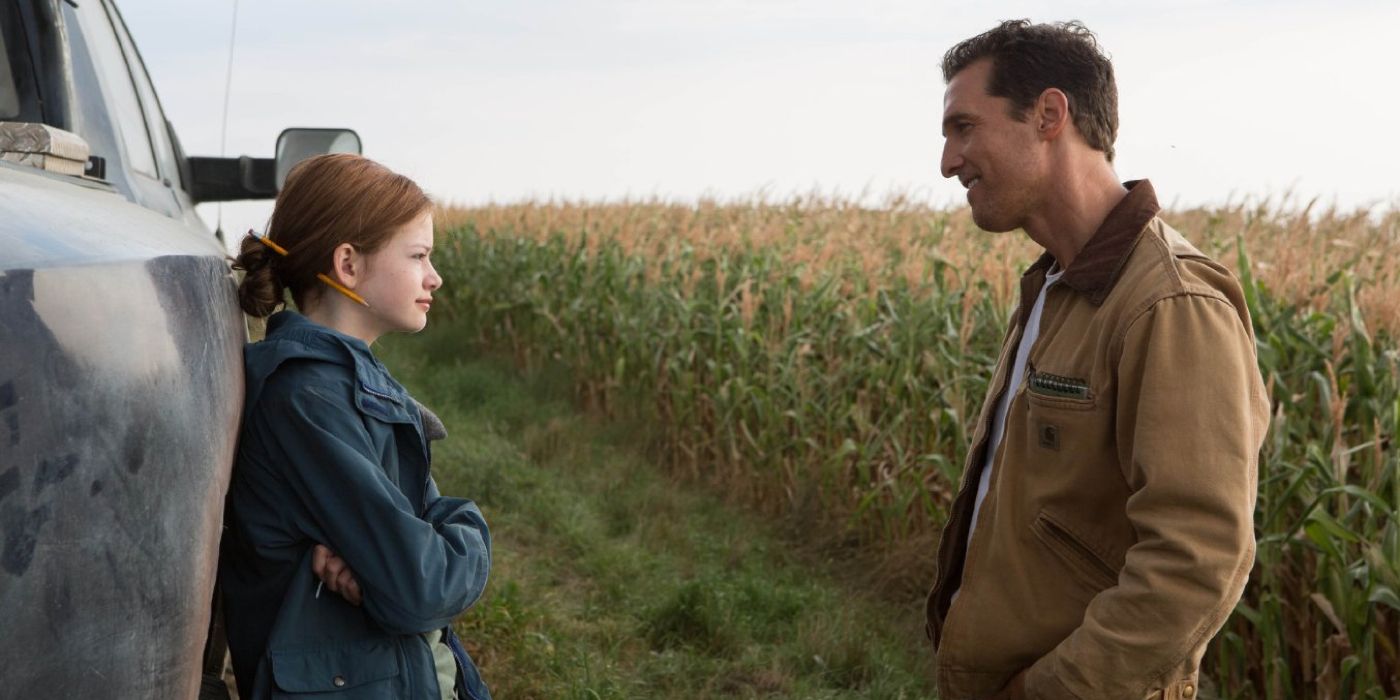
[0,1,356,696]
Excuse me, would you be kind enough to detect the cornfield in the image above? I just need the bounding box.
[431,196,1399,697]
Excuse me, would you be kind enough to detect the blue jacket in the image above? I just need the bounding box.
[220,312,492,699]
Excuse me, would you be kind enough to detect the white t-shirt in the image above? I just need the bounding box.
[953,264,1063,601]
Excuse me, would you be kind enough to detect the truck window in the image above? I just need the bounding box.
[105,0,180,190]
[64,0,158,178]
[61,0,178,216]
[0,7,21,119]
[0,39,18,120]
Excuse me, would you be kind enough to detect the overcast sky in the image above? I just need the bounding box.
[116,0,1400,238]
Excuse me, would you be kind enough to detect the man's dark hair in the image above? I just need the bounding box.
[942,20,1118,161]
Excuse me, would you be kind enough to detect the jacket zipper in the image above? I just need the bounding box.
[929,314,1026,637]
[930,263,1053,640]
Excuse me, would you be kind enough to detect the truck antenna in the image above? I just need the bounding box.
[216,0,240,242]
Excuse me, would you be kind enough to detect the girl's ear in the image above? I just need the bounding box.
[330,243,362,288]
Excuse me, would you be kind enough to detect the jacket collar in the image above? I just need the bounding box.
[250,312,412,418]
[1023,179,1161,305]
[262,311,372,373]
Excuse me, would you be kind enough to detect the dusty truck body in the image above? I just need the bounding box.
[0,1,357,696]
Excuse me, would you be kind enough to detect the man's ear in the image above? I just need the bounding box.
[1035,88,1071,142]
[330,243,362,289]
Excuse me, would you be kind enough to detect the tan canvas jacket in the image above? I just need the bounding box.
[925,181,1270,700]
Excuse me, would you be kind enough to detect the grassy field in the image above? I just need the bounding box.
[378,329,938,699]
[421,197,1399,698]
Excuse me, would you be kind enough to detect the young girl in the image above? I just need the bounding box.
[221,154,491,700]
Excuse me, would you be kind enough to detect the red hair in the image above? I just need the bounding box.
[233,154,431,317]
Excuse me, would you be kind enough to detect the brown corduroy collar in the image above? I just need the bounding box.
[1023,179,1162,306]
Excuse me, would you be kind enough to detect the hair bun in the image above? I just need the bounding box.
[233,234,286,318]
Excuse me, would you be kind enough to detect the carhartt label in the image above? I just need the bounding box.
[1038,422,1060,450]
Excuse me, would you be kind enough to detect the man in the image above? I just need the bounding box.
[925,20,1270,700]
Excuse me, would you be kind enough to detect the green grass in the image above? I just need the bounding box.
[377,326,938,699]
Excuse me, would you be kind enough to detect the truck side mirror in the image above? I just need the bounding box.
[275,128,362,190]
[187,127,361,203]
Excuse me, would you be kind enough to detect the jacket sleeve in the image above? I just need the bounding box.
[1023,292,1267,698]
[255,381,491,636]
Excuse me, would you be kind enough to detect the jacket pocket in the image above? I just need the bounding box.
[355,380,417,425]
[1031,511,1118,591]
[269,639,403,698]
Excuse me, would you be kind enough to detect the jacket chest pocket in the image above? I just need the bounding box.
[270,640,405,698]
[1009,369,1121,513]
[1019,365,1106,458]
[356,380,416,425]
